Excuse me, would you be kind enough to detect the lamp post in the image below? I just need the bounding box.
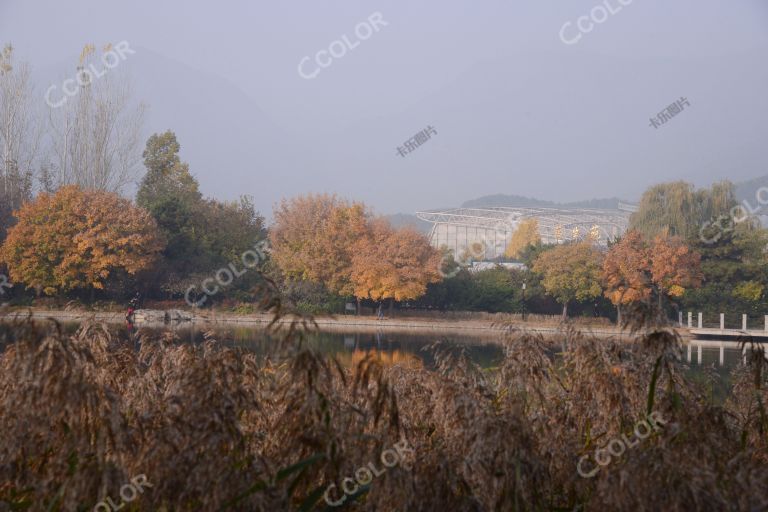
[522,281,527,321]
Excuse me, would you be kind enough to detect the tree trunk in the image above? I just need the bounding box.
[562,302,568,319]
[388,298,394,317]
[356,296,361,316]
[617,304,622,326]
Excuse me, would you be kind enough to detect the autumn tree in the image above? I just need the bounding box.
[350,219,442,312]
[270,194,368,298]
[602,231,653,323]
[532,242,604,318]
[650,233,703,307]
[602,230,702,321]
[505,218,541,259]
[0,185,164,296]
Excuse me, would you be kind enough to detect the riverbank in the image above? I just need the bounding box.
[0,307,680,340]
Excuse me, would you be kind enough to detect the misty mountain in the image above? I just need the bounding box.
[34,46,320,217]
[30,45,768,217]
[461,194,625,210]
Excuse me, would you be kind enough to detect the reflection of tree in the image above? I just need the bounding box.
[348,348,423,369]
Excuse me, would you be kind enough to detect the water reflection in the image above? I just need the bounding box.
[28,321,766,376]
[687,339,768,367]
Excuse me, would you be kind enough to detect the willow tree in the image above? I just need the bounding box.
[629,181,737,240]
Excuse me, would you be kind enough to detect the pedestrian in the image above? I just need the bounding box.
[126,291,140,322]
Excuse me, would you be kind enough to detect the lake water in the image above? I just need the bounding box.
[4,320,757,400]
[121,323,754,376]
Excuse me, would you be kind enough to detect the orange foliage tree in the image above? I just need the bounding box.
[270,194,368,296]
[650,233,703,306]
[603,230,702,318]
[602,231,653,321]
[0,185,164,295]
[350,219,442,310]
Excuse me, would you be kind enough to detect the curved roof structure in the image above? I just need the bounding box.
[415,206,632,260]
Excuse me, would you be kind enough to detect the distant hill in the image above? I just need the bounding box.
[399,176,768,235]
[734,175,768,220]
[735,175,768,203]
[461,194,624,210]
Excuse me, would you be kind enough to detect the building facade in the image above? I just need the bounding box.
[416,206,633,260]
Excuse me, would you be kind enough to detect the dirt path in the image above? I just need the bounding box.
[0,308,661,340]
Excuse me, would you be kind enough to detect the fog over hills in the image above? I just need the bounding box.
[389,173,768,233]
[17,5,766,218]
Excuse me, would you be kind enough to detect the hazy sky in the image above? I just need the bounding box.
[2,1,767,215]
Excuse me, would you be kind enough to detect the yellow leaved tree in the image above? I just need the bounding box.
[351,218,442,311]
[0,185,164,295]
[505,218,541,259]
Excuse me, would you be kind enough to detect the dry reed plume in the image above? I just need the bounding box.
[0,300,767,511]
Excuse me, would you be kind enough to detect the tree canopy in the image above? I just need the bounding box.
[532,242,604,317]
[270,194,368,296]
[629,181,736,240]
[0,185,164,295]
[136,131,265,297]
[350,219,442,303]
[270,195,441,308]
[505,218,541,259]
